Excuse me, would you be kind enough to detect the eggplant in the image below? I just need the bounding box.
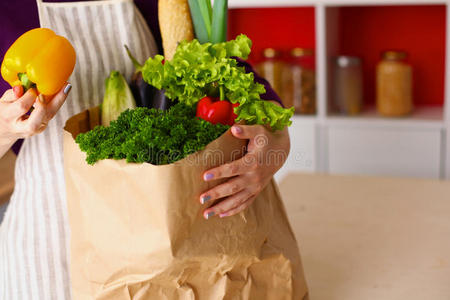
[130,72,175,110]
[152,89,175,110]
[126,46,175,110]
[130,72,154,108]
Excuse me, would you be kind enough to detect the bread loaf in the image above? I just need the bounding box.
[158,0,194,60]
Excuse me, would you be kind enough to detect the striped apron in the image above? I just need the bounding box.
[0,1,157,299]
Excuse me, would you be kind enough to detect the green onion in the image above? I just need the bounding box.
[206,0,212,21]
[211,0,228,44]
[198,0,212,38]
[188,0,210,44]
[188,0,228,44]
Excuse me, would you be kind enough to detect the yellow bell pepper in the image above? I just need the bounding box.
[1,28,76,96]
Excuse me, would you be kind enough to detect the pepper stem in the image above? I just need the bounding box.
[219,85,225,101]
[18,73,35,92]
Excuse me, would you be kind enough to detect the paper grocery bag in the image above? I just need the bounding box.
[63,107,308,300]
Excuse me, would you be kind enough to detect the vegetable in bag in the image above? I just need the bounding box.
[1,28,76,96]
[101,71,136,126]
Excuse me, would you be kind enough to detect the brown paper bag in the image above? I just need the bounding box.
[63,107,308,300]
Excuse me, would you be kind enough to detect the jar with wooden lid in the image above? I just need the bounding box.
[282,48,316,114]
[255,48,285,100]
[332,56,363,115]
[376,51,413,117]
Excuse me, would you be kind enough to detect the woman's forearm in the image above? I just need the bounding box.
[0,138,16,159]
[269,100,291,169]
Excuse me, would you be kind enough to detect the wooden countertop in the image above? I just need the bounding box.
[279,173,450,300]
[2,159,449,298]
[0,150,16,205]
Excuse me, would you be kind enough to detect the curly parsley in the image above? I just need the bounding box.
[76,103,229,165]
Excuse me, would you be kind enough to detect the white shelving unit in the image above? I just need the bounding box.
[229,0,449,7]
[445,3,450,180]
[327,106,444,130]
[229,0,450,180]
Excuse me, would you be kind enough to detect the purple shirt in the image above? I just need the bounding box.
[1,0,281,154]
[235,58,282,104]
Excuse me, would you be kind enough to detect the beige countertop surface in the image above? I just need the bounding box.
[279,173,450,300]
[0,150,16,205]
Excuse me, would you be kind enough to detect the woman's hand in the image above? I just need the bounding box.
[200,123,290,219]
[0,83,72,158]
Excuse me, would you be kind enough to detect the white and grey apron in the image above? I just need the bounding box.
[0,0,157,298]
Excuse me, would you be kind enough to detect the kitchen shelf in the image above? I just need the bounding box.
[327,106,445,129]
[290,106,444,129]
[322,0,448,6]
[325,5,446,108]
[228,6,315,63]
[229,1,450,179]
[291,114,318,123]
[229,0,448,8]
[229,0,317,7]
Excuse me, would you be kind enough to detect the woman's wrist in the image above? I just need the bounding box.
[0,134,16,146]
[0,136,17,158]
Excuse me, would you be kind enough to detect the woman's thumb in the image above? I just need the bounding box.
[231,125,265,139]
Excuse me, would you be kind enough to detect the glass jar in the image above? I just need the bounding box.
[332,56,363,115]
[282,48,316,114]
[376,51,413,117]
[255,48,285,101]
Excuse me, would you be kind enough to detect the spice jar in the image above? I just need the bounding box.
[282,48,316,114]
[255,48,285,101]
[332,56,363,115]
[376,51,413,117]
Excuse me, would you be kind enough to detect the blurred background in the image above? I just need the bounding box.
[226,2,448,182]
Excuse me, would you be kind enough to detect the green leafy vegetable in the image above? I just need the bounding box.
[101,71,136,126]
[76,102,229,165]
[237,101,294,131]
[141,34,293,130]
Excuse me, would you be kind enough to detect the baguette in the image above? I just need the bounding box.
[158,0,194,60]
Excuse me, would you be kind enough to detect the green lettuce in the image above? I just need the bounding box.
[101,71,136,126]
[141,34,293,131]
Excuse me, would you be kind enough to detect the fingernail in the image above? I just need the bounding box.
[64,83,72,95]
[205,211,215,220]
[38,94,45,104]
[13,85,23,98]
[204,173,214,181]
[201,195,211,204]
[232,126,242,134]
[219,213,228,218]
